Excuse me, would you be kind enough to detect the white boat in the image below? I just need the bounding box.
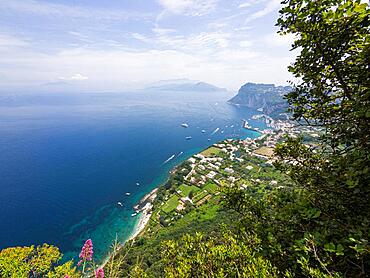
[136,182,140,186]
[117,202,123,206]
[208,138,211,141]
[181,123,189,128]
[231,125,234,128]
[201,130,206,133]
[185,136,192,140]
[221,131,224,134]
[126,192,131,196]
[131,213,137,217]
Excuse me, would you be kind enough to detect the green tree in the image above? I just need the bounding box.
[274,0,369,276]
[161,231,278,278]
[0,244,79,278]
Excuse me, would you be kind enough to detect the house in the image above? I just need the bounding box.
[224,167,234,174]
[188,157,196,164]
[206,171,217,179]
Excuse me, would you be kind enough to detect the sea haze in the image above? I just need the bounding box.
[0,89,265,262]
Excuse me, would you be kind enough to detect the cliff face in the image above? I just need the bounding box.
[228,82,292,115]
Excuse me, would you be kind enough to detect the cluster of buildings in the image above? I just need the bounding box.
[154,116,322,225]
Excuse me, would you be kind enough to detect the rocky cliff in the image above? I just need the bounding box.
[228,82,292,115]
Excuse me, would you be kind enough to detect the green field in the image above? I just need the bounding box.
[178,184,200,197]
[192,190,209,203]
[201,147,222,157]
[203,183,219,194]
[253,146,274,157]
[162,195,179,213]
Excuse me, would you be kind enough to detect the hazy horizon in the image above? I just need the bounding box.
[0,0,296,93]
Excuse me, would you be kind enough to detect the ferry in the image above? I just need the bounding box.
[181,123,189,128]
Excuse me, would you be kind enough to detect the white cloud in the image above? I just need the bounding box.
[0,0,149,20]
[0,40,294,92]
[152,27,177,36]
[131,33,150,43]
[0,0,295,92]
[58,73,88,81]
[158,0,218,16]
[154,31,233,53]
[0,34,29,47]
[245,0,281,22]
[264,32,295,47]
[238,0,263,9]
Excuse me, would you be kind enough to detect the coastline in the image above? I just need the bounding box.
[98,188,158,269]
[129,188,158,240]
[98,126,264,270]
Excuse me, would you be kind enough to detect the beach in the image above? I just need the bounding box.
[98,188,158,269]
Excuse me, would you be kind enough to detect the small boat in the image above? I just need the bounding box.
[136,182,140,186]
[181,123,189,128]
[186,136,192,140]
[126,192,131,196]
[131,213,137,217]
[221,131,224,134]
[231,125,234,128]
[117,202,123,207]
[208,138,211,141]
[201,130,206,133]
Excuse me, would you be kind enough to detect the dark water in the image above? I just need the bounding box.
[0,90,264,262]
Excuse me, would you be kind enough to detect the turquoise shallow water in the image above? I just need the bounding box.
[0,90,263,262]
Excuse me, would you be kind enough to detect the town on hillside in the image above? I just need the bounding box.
[140,115,322,230]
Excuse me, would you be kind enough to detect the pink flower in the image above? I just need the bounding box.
[64,276,70,278]
[78,238,94,270]
[79,239,94,261]
[96,268,104,278]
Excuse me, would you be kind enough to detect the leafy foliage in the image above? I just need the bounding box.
[0,244,78,278]
[274,0,369,276]
[162,231,278,278]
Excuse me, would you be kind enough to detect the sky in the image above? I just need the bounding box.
[0,0,296,92]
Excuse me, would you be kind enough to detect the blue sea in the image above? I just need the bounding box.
[0,89,264,262]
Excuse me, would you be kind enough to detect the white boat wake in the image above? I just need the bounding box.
[177,151,184,157]
[163,154,175,164]
[211,127,220,135]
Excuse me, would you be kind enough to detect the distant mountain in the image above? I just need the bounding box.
[146,79,226,92]
[228,82,292,115]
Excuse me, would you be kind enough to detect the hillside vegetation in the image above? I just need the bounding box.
[0,0,369,277]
